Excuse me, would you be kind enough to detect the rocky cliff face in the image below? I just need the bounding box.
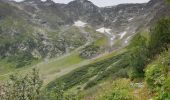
[0,0,169,67]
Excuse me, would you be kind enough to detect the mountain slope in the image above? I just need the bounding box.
[0,0,170,94]
[45,0,170,95]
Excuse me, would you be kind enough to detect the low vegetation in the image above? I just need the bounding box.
[145,50,170,99]
[128,34,149,79]
[100,79,133,100]
[80,44,100,58]
[0,68,42,100]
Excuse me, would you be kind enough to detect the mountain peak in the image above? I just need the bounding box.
[66,0,98,9]
[23,0,49,3]
[68,0,95,6]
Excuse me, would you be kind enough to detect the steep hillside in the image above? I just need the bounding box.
[45,0,170,99]
[0,0,170,99]
[0,0,110,69]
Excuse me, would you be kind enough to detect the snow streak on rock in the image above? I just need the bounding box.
[120,31,127,39]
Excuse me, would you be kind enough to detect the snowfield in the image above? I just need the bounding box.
[128,17,134,21]
[96,27,112,34]
[74,20,87,27]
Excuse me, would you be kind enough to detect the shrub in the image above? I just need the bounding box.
[149,18,170,55]
[7,51,35,68]
[128,34,149,79]
[0,68,43,100]
[145,64,166,90]
[100,79,133,100]
[80,44,100,59]
[160,77,170,99]
[145,50,170,99]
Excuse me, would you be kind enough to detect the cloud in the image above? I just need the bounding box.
[14,0,150,7]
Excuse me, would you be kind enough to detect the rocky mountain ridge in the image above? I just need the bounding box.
[0,0,169,67]
[11,0,170,47]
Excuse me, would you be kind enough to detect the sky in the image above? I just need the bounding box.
[14,0,150,7]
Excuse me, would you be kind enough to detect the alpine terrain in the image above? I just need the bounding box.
[0,0,170,99]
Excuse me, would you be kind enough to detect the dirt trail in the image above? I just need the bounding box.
[133,89,142,100]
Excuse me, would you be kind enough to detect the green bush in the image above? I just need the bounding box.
[80,44,100,59]
[149,18,170,55]
[0,68,43,100]
[145,51,170,99]
[84,57,129,89]
[44,81,65,100]
[128,18,170,80]
[6,51,35,68]
[128,34,149,79]
[100,79,133,100]
[160,77,170,99]
[145,64,166,90]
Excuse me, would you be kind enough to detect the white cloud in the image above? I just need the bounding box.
[14,0,150,7]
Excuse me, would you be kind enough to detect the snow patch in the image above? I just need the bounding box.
[119,31,127,39]
[112,19,117,23]
[111,36,116,41]
[128,17,134,21]
[74,20,87,27]
[125,35,133,44]
[96,27,112,34]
